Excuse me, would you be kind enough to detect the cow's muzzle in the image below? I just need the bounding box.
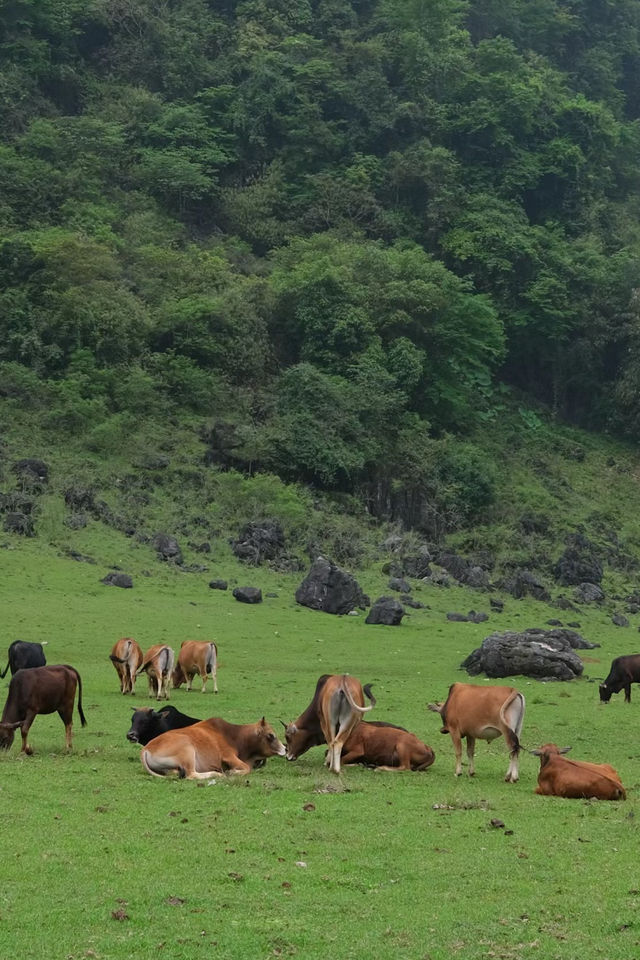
[126,732,139,743]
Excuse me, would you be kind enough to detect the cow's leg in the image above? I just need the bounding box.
[147,674,154,699]
[625,684,632,703]
[341,747,365,765]
[186,672,193,693]
[18,713,37,755]
[448,730,463,776]
[327,740,343,774]
[200,670,206,693]
[466,736,476,776]
[212,665,218,694]
[505,747,520,782]
[58,707,75,751]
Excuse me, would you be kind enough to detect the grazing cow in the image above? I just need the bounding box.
[599,654,640,703]
[137,644,175,701]
[341,720,435,771]
[127,705,201,745]
[532,743,626,800]
[141,717,285,779]
[284,674,376,774]
[0,640,47,678]
[172,640,218,694]
[0,665,86,754]
[109,638,143,695]
[428,682,525,782]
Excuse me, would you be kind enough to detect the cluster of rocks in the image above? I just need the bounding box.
[0,459,50,536]
[231,519,304,572]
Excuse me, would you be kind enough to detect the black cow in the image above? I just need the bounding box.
[599,655,640,703]
[0,641,47,678]
[126,705,201,745]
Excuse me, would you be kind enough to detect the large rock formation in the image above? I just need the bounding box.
[295,556,367,615]
[461,627,591,681]
[365,597,405,625]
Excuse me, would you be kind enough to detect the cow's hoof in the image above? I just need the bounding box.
[24,745,34,756]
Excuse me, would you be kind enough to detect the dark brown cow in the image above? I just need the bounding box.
[141,717,285,778]
[0,665,86,754]
[341,721,435,771]
[532,743,626,800]
[137,644,175,701]
[172,640,218,694]
[428,682,525,782]
[599,654,640,703]
[284,674,376,774]
[109,638,143,695]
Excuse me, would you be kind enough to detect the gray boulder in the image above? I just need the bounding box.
[612,613,630,627]
[233,586,262,604]
[438,552,490,589]
[554,533,603,586]
[503,569,551,602]
[365,597,405,625]
[13,458,49,485]
[209,579,228,590]
[295,556,367,615]
[231,519,285,566]
[389,577,411,593]
[3,512,34,536]
[461,628,587,680]
[447,612,469,622]
[152,532,183,564]
[64,513,88,530]
[101,572,133,588]
[574,582,604,603]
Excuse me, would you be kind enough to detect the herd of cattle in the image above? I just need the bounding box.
[1,638,638,801]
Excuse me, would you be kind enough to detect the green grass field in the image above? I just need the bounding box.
[1,534,639,960]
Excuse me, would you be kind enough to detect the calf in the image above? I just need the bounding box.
[127,705,201,745]
[532,743,626,800]
[0,665,86,754]
[0,640,47,678]
[429,682,525,782]
[599,654,640,703]
[137,644,175,700]
[341,721,435,771]
[109,638,143,695]
[172,640,218,693]
[284,674,376,774]
[141,717,285,779]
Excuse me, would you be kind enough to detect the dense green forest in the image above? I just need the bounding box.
[1,0,640,542]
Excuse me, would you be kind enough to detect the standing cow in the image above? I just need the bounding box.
[1,640,47,678]
[137,645,175,701]
[0,664,86,754]
[429,682,525,782]
[284,674,376,774]
[172,641,218,693]
[109,638,143,695]
[599,655,640,703]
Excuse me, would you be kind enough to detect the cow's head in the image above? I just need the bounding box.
[126,707,169,744]
[427,702,449,734]
[282,721,312,761]
[530,743,571,769]
[0,720,22,750]
[599,682,613,703]
[172,665,186,689]
[248,718,286,765]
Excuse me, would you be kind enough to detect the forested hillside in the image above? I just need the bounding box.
[1,0,640,546]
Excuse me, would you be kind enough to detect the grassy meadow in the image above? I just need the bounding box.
[1,531,640,960]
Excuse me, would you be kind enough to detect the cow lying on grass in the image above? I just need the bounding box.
[429,682,525,782]
[0,665,86,754]
[340,720,435,771]
[532,743,626,800]
[126,705,201,745]
[141,717,285,779]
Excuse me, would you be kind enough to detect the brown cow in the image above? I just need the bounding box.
[0,665,86,754]
[141,717,285,779]
[532,743,626,800]
[137,644,175,701]
[428,682,525,782]
[341,721,435,772]
[172,641,218,694]
[109,638,143,695]
[284,674,376,774]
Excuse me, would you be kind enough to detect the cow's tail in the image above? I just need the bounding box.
[363,683,377,708]
[500,691,524,755]
[73,668,87,727]
[206,643,217,676]
[141,748,166,778]
[110,654,127,663]
[342,679,374,714]
[0,661,9,679]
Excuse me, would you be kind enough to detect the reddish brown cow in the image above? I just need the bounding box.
[141,717,285,778]
[532,743,626,800]
[0,665,86,754]
[137,644,175,701]
[341,721,435,772]
[429,682,525,782]
[284,674,376,774]
[109,638,143,695]
[172,641,218,694]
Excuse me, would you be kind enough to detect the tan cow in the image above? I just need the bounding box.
[341,721,435,772]
[172,641,218,694]
[141,717,285,779]
[532,743,626,800]
[428,682,525,782]
[109,638,143,695]
[137,644,175,701]
[284,674,375,774]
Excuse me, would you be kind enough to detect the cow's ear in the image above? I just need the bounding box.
[427,702,443,714]
[151,710,161,718]
[558,746,572,754]
[159,710,170,719]
[259,716,266,727]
